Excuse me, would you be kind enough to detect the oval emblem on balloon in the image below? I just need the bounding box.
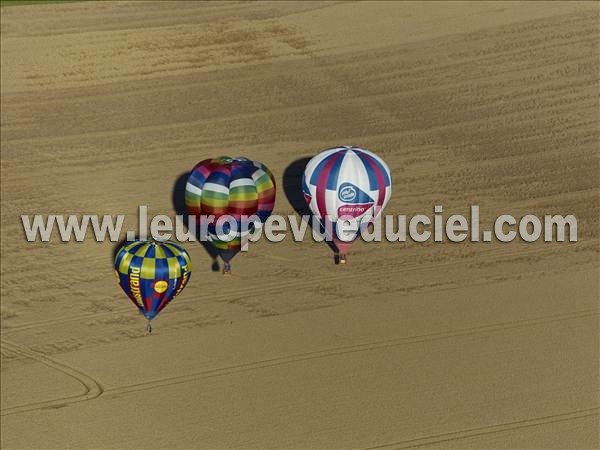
[339,185,357,202]
[154,280,168,294]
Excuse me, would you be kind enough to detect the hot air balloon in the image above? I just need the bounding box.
[185,156,276,274]
[302,146,392,264]
[114,239,192,334]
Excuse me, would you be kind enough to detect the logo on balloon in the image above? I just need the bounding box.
[337,183,374,218]
[338,204,373,218]
[339,185,357,202]
[154,280,168,294]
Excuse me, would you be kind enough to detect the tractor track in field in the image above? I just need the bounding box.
[0,339,103,416]
[2,308,596,417]
[364,407,599,449]
[2,244,570,335]
[101,308,598,398]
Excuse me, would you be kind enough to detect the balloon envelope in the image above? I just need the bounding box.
[184,156,276,261]
[302,146,392,253]
[114,240,192,320]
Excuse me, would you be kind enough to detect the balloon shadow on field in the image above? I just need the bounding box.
[172,172,221,272]
[282,158,340,262]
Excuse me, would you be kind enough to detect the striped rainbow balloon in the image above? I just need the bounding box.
[185,156,276,268]
[302,146,392,259]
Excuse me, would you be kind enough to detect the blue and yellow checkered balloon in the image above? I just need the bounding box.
[114,240,192,321]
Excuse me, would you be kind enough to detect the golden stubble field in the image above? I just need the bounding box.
[1,1,598,448]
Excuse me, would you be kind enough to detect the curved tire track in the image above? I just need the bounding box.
[0,339,103,416]
[2,308,595,416]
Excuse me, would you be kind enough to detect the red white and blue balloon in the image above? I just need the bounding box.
[302,146,392,256]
